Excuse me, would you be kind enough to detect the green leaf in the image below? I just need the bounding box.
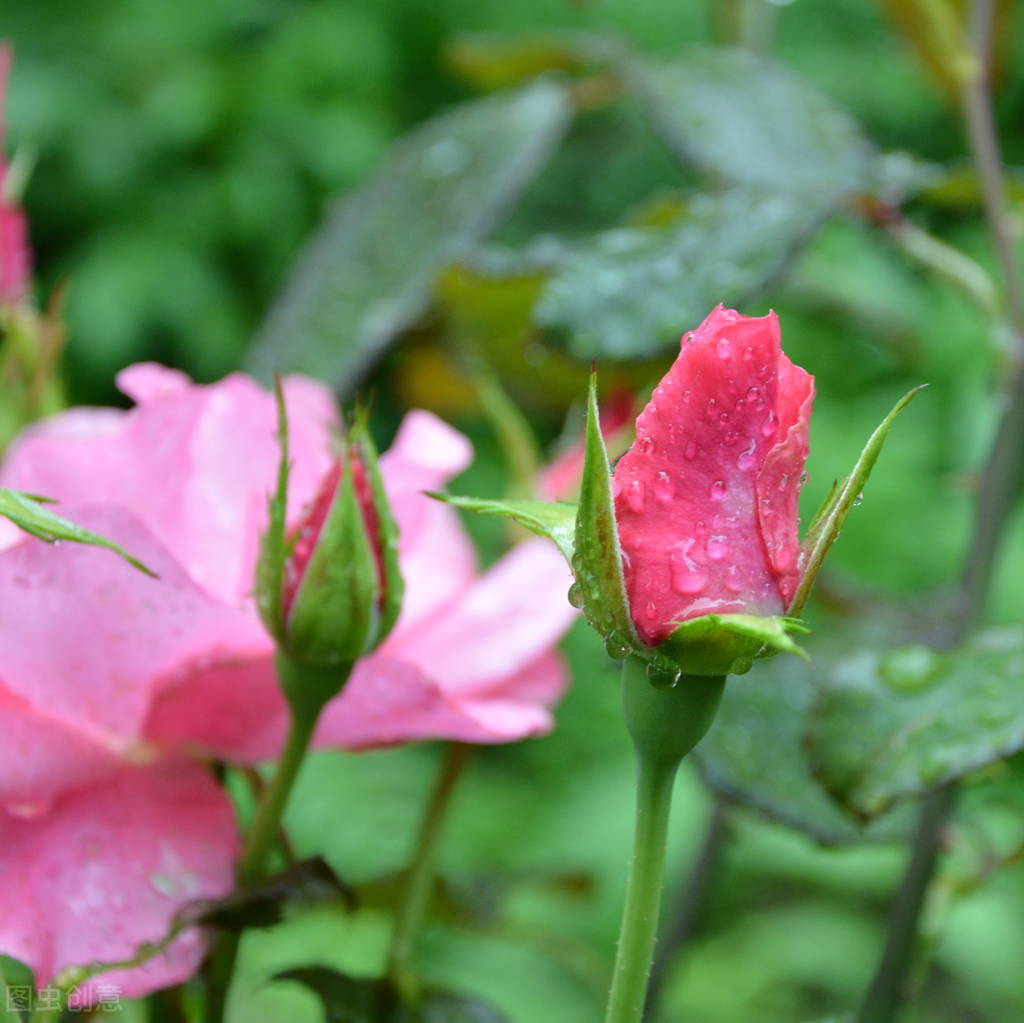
[246,82,572,391]
[534,189,827,360]
[697,637,909,846]
[0,489,155,576]
[628,48,876,202]
[572,374,636,648]
[806,627,1024,817]
[789,385,925,616]
[431,495,576,564]
[255,377,292,642]
[274,969,507,1023]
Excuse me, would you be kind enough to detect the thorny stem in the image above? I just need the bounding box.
[858,3,1024,1020]
[387,743,473,1003]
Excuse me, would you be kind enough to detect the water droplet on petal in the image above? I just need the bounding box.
[710,480,727,501]
[719,411,730,423]
[654,471,674,503]
[742,346,754,362]
[626,479,645,512]
[638,434,654,455]
[761,411,777,438]
[726,566,743,593]
[716,337,732,359]
[737,440,757,471]
[567,582,585,608]
[707,535,729,560]
[682,389,692,404]
[670,539,707,595]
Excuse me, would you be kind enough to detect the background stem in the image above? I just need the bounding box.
[857,2,1024,1018]
[387,742,472,1001]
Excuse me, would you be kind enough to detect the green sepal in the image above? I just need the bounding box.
[430,493,577,563]
[573,372,638,648]
[659,613,810,677]
[789,385,925,616]
[287,416,401,668]
[354,415,404,644]
[255,377,291,643]
[0,488,155,576]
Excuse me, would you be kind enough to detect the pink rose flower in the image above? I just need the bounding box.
[611,305,814,646]
[0,365,574,998]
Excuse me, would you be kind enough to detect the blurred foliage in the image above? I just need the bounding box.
[6,0,1024,1021]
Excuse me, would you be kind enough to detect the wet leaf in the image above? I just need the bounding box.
[629,48,875,202]
[0,489,155,576]
[697,643,909,846]
[807,627,1024,817]
[534,190,827,360]
[431,495,576,564]
[247,82,572,390]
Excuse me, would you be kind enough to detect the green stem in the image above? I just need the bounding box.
[204,656,351,1023]
[387,743,473,1002]
[604,658,724,1023]
[857,3,1024,1019]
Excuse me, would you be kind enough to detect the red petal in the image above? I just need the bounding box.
[612,306,813,644]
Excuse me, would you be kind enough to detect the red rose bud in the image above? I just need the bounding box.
[258,401,402,690]
[613,304,814,645]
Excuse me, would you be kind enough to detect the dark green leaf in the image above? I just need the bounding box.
[199,857,353,931]
[697,627,909,846]
[807,627,1024,817]
[534,190,827,360]
[246,82,572,390]
[0,489,155,576]
[628,48,876,201]
[431,495,576,564]
[789,386,925,616]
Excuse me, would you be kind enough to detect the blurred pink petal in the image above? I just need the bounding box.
[0,505,271,803]
[0,367,338,604]
[0,760,237,1004]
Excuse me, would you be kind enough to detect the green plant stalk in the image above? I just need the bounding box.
[204,656,351,1023]
[387,743,473,1002]
[604,658,724,1023]
[858,2,1024,1020]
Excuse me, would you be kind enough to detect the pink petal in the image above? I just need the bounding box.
[0,367,337,605]
[144,655,287,764]
[0,505,272,802]
[0,192,30,305]
[390,537,576,698]
[315,650,564,748]
[612,305,813,644]
[0,760,237,1004]
[379,410,477,628]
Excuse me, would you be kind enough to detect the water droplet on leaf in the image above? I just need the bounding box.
[567,582,585,608]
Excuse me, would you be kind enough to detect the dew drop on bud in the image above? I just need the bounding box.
[761,411,777,438]
[646,657,682,689]
[670,540,707,595]
[626,479,645,512]
[567,582,585,608]
[716,337,731,359]
[710,480,727,501]
[638,434,655,455]
[737,440,757,472]
[654,471,673,503]
[853,491,864,507]
[604,630,632,660]
[707,535,729,560]
[742,346,754,362]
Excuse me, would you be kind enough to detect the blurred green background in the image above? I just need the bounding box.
[5,0,1024,1020]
